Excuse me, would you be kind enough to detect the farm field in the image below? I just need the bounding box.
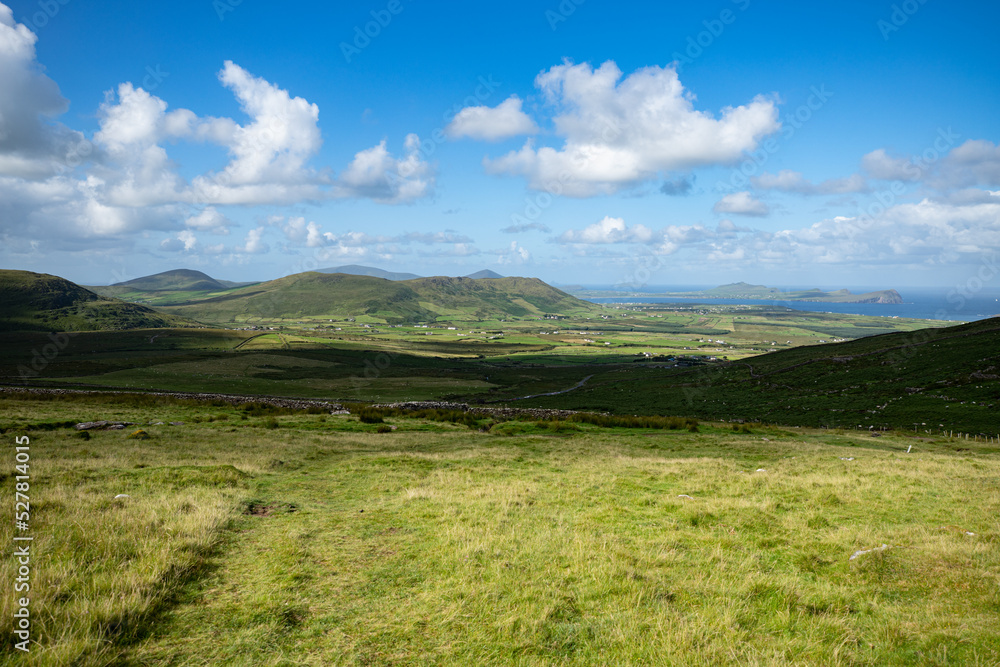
[1,393,998,665]
[0,305,951,398]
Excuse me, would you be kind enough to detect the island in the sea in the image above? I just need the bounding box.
[570,282,904,304]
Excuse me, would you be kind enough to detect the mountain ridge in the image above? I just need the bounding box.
[0,270,195,332]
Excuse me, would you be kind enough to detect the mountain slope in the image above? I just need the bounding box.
[526,317,1000,432]
[155,272,599,324]
[466,269,504,279]
[113,269,227,292]
[0,270,195,332]
[317,265,422,281]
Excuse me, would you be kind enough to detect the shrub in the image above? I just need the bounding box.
[376,425,392,434]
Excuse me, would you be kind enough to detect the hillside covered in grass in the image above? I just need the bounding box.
[527,316,1000,433]
[1,391,998,664]
[154,271,600,324]
[0,270,194,332]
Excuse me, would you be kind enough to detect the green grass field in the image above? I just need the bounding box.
[2,393,998,665]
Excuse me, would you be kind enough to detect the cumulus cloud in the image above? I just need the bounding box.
[501,221,550,234]
[280,216,324,247]
[861,148,924,182]
[184,207,231,233]
[160,230,198,252]
[0,5,86,179]
[556,216,655,244]
[752,170,869,195]
[237,226,269,254]
[484,60,780,197]
[445,95,538,141]
[334,134,434,204]
[934,140,1000,189]
[716,218,753,238]
[554,216,709,258]
[705,197,1000,269]
[713,191,769,217]
[496,241,530,265]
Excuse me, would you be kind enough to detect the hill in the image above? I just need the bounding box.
[112,268,227,292]
[0,270,194,332]
[679,282,904,304]
[527,316,1000,432]
[569,282,904,304]
[465,269,504,279]
[316,264,422,281]
[87,269,259,304]
[155,271,599,324]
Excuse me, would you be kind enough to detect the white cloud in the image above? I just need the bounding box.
[713,191,769,217]
[238,226,269,254]
[555,217,708,258]
[496,241,530,265]
[752,170,869,195]
[0,5,86,179]
[445,95,538,141]
[184,207,231,233]
[335,134,434,204]
[861,148,924,182]
[484,60,780,197]
[557,216,654,244]
[934,140,1000,188]
[280,216,324,247]
[160,230,197,252]
[705,196,1000,269]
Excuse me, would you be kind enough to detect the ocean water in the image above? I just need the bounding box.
[581,288,1000,322]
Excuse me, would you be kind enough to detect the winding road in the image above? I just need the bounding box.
[510,374,594,401]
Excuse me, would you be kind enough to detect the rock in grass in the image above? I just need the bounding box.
[678,494,695,500]
[850,544,889,560]
[114,494,130,500]
[76,420,136,430]
[127,429,150,440]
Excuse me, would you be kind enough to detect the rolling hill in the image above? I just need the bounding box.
[668,282,904,304]
[88,269,258,302]
[316,264,422,281]
[466,269,504,279]
[113,268,228,292]
[570,282,904,304]
[154,271,600,324]
[526,316,1000,433]
[0,270,194,332]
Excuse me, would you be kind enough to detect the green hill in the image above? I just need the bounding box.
[113,268,227,292]
[466,269,505,279]
[155,271,599,324]
[316,265,422,281]
[0,270,195,332]
[679,283,904,304]
[528,316,1000,432]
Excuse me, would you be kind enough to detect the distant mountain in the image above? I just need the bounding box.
[568,281,904,304]
[112,269,228,292]
[0,270,194,332]
[465,269,504,279]
[317,265,422,281]
[154,271,598,324]
[694,283,904,304]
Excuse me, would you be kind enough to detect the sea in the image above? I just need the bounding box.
[579,287,1000,322]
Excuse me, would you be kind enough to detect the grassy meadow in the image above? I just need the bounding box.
[2,392,998,665]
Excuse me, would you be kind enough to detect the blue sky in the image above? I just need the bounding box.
[1,0,999,290]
